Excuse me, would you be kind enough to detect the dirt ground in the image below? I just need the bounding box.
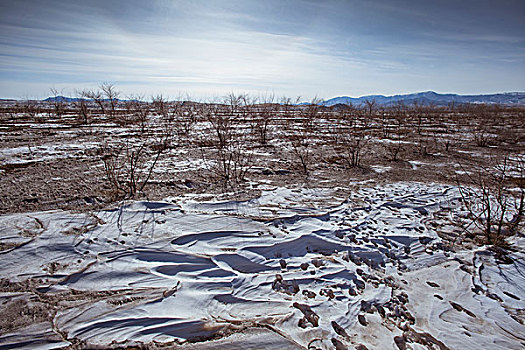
[0,105,523,214]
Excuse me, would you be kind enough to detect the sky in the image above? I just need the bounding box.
[0,0,524,100]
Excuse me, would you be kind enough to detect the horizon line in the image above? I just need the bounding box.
[1,89,524,102]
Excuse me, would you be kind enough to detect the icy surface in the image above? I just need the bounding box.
[0,182,524,349]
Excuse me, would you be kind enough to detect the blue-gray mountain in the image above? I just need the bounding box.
[43,96,82,103]
[42,92,525,106]
[43,96,125,103]
[322,91,525,107]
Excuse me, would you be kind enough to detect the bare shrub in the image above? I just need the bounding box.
[410,101,433,135]
[288,99,321,176]
[176,103,199,138]
[473,125,492,147]
[469,105,500,147]
[413,131,437,156]
[332,109,368,168]
[74,90,91,125]
[83,83,120,119]
[250,94,276,145]
[100,137,168,199]
[125,95,150,132]
[49,88,65,118]
[457,156,525,245]
[197,97,254,188]
[151,95,182,141]
[290,133,312,176]
[433,110,456,152]
[22,99,41,119]
[152,94,169,119]
[383,109,406,162]
[99,100,176,199]
[385,140,403,162]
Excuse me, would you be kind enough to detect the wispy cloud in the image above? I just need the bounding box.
[0,0,523,99]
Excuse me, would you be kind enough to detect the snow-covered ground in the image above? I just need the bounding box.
[0,182,524,349]
[0,141,100,166]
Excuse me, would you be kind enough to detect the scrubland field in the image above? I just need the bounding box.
[0,95,524,349]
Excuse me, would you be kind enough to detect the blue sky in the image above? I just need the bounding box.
[1,0,524,100]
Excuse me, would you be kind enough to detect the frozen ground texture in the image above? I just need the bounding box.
[0,182,524,349]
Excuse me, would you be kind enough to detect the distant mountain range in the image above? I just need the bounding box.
[43,96,83,103]
[39,92,525,106]
[43,96,123,103]
[321,91,525,107]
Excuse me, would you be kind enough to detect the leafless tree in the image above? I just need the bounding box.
[224,92,247,115]
[364,99,377,116]
[100,83,120,118]
[74,89,91,124]
[85,89,105,116]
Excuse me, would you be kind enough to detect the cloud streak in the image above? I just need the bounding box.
[0,0,523,99]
